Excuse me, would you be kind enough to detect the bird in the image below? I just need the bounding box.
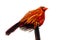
[6,6,48,35]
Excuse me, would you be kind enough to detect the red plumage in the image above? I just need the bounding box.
[6,6,48,35]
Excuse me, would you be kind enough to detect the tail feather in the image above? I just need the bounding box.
[6,22,20,35]
[6,21,34,35]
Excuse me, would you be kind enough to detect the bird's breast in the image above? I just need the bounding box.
[38,13,45,26]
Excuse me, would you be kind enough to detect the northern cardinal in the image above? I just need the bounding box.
[6,6,48,35]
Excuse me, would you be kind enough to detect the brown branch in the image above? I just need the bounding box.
[34,27,40,40]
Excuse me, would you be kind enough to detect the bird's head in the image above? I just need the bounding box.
[37,6,48,12]
[36,6,48,14]
[40,6,48,11]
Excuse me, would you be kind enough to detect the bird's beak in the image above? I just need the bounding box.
[43,7,48,11]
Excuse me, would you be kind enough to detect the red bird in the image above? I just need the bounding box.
[6,6,48,35]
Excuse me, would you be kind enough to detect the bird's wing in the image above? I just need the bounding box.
[20,10,36,22]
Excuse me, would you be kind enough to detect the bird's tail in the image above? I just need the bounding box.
[6,22,20,35]
[6,21,34,35]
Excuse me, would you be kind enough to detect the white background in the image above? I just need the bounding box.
[0,0,60,40]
